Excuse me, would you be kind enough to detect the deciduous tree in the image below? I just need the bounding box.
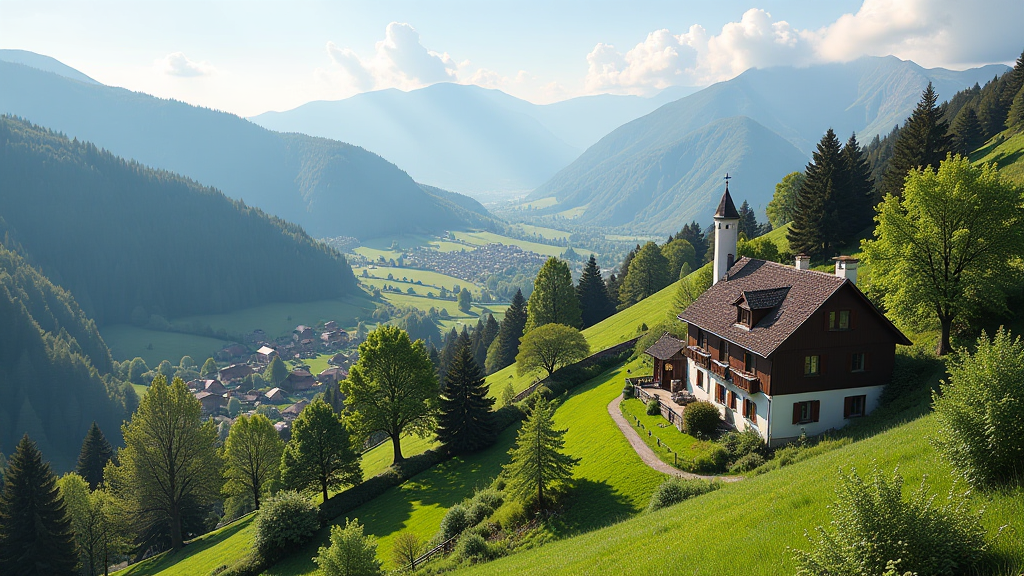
[503,397,579,510]
[263,356,288,387]
[342,325,438,464]
[659,240,696,286]
[313,518,382,576]
[526,257,582,331]
[200,357,218,379]
[766,172,805,229]
[864,155,1024,355]
[516,324,590,378]
[280,399,360,503]
[224,414,285,510]
[619,241,672,307]
[457,288,472,313]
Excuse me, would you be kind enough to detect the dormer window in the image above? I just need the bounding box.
[737,307,752,327]
[829,310,851,331]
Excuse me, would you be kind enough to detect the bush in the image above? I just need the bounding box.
[647,477,721,512]
[683,401,720,438]
[933,328,1024,487]
[793,467,990,576]
[490,499,528,532]
[721,429,765,460]
[728,452,765,473]
[252,491,320,563]
[687,442,729,474]
[622,382,634,400]
[753,438,851,475]
[313,519,383,576]
[645,397,661,416]
[456,533,490,562]
[472,488,503,511]
[437,504,470,542]
[319,449,446,523]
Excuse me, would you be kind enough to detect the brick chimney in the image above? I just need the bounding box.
[795,254,811,270]
[833,256,859,284]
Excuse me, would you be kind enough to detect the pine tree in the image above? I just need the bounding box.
[474,314,499,369]
[438,327,461,383]
[881,83,952,197]
[840,133,874,238]
[789,129,844,260]
[503,397,579,510]
[619,241,672,307]
[576,255,614,329]
[673,222,706,263]
[737,200,758,239]
[525,257,582,331]
[951,106,985,155]
[0,435,79,575]
[999,50,1024,118]
[437,338,497,454]
[492,289,527,373]
[75,422,113,490]
[1007,86,1024,131]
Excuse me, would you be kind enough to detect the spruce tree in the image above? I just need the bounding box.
[1007,86,1024,131]
[491,289,527,373]
[502,397,579,510]
[0,435,79,575]
[263,355,288,387]
[789,129,843,260]
[881,83,951,197]
[576,255,614,329]
[437,338,496,454]
[737,200,758,239]
[999,50,1024,119]
[840,133,874,238]
[525,257,582,331]
[438,327,462,385]
[75,422,113,490]
[673,222,706,263]
[474,314,499,368]
[951,106,984,155]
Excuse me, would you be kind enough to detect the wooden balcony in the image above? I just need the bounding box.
[685,346,710,369]
[730,368,761,394]
[710,359,730,379]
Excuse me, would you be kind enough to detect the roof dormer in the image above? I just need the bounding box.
[733,287,790,328]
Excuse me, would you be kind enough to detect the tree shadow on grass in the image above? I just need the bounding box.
[120,514,254,574]
[547,478,638,538]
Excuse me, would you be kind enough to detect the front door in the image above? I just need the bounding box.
[662,361,675,390]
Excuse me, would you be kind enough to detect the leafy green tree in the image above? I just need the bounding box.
[0,435,79,575]
[933,328,1024,487]
[457,288,472,313]
[225,414,285,510]
[128,357,149,384]
[263,356,288,387]
[576,255,615,329]
[58,473,103,576]
[179,355,196,370]
[736,235,781,263]
[619,241,672,307]
[437,339,497,454]
[526,257,582,331]
[516,324,590,378]
[252,491,320,563]
[788,129,843,260]
[503,397,579,509]
[951,106,985,155]
[864,155,1024,355]
[489,289,527,373]
[200,357,219,379]
[105,376,223,550]
[342,325,438,464]
[881,83,952,197]
[76,422,113,490]
[157,360,175,381]
[313,518,383,576]
[227,397,242,417]
[280,399,360,503]
[672,264,713,319]
[673,222,706,264]
[391,531,423,571]
[659,240,696,285]
[766,172,805,229]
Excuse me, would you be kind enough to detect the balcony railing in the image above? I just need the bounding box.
[710,359,730,379]
[685,346,710,369]
[730,368,761,394]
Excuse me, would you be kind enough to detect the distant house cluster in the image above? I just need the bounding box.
[401,243,546,284]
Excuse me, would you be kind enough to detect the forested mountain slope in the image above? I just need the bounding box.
[0,242,130,472]
[533,56,1007,231]
[0,58,496,239]
[0,116,358,325]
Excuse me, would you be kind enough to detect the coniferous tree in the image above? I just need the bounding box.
[0,435,79,575]
[473,314,500,369]
[619,241,672,307]
[437,339,497,454]
[576,255,614,329]
[75,422,113,490]
[951,106,985,155]
[503,397,579,510]
[525,258,582,331]
[881,83,952,197]
[840,133,874,238]
[1007,87,1024,131]
[673,222,706,264]
[438,327,460,381]
[737,200,758,239]
[490,289,527,373]
[789,129,844,260]
[999,50,1024,121]
[263,356,288,387]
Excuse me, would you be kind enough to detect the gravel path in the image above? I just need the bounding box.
[608,395,742,483]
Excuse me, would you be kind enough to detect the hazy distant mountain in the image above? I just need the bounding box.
[0,56,497,239]
[0,49,100,84]
[250,83,697,195]
[533,56,1008,232]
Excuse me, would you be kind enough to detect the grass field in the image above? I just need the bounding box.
[619,397,706,471]
[555,204,588,219]
[450,231,595,259]
[101,325,231,366]
[974,129,1024,186]
[513,196,559,210]
[355,266,482,293]
[513,223,570,241]
[174,296,374,340]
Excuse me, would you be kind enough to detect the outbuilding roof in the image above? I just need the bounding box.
[644,333,687,361]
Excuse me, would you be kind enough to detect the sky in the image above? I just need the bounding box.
[1,0,1021,117]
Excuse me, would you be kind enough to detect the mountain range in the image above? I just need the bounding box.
[251,83,696,195]
[530,56,1009,234]
[0,56,496,240]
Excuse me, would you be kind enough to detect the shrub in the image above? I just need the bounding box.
[456,533,490,562]
[792,467,990,576]
[622,382,634,400]
[490,499,528,532]
[647,477,721,512]
[472,488,503,511]
[313,518,383,576]
[645,397,661,416]
[437,504,470,542]
[728,452,765,473]
[933,328,1024,487]
[753,438,851,475]
[687,442,729,474]
[252,491,319,563]
[721,429,765,460]
[683,401,720,438]
[467,501,493,526]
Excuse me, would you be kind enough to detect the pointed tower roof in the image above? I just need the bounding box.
[714,182,740,219]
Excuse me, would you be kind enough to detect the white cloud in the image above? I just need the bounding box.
[585,1,1022,95]
[324,22,458,93]
[159,52,214,77]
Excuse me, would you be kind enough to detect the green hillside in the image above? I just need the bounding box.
[974,130,1024,186]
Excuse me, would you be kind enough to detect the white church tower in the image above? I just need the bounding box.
[712,177,740,285]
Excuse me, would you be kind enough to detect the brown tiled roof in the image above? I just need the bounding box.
[679,257,909,357]
[644,333,687,360]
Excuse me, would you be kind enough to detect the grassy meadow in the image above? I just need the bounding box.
[101,325,232,367]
